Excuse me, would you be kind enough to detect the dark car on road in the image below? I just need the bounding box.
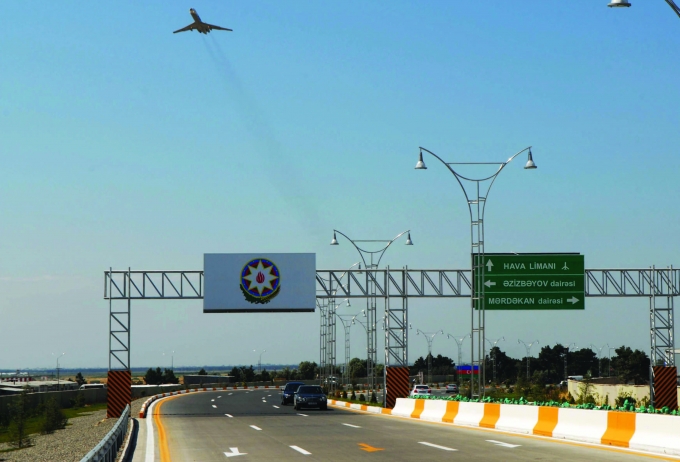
[293,385,328,410]
[281,381,305,405]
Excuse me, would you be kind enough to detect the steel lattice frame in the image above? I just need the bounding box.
[104,267,679,400]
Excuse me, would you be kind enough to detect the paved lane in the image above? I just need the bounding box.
[151,389,674,461]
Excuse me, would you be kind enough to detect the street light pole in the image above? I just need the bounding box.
[54,353,65,391]
[518,340,539,379]
[253,349,266,374]
[416,146,536,398]
[609,347,617,377]
[590,343,610,378]
[412,326,444,384]
[608,0,680,19]
[446,333,470,381]
[485,337,505,384]
[563,343,576,380]
[331,229,413,391]
[317,263,360,386]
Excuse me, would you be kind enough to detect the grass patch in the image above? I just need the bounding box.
[0,416,43,444]
[62,403,107,420]
[0,403,107,444]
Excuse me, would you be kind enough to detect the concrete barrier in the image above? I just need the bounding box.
[496,403,539,434]
[338,398,680,457]
[552,407,608,444]
[629,413,680,455]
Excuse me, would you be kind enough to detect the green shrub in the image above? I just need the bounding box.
[359,393,366,402]
[342,390,348,399]
[41,398,67,434]
[370,392,377,403]
[350,391,356,400]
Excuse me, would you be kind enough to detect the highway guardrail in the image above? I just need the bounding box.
[80,404,129,462]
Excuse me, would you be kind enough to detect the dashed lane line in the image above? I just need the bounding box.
[273,405,280,409]
[419,442,457,451]
[297,413,308,417]
[250,425,262,431]
[225,414,233,418]
[342,423,361,428]
[290,446,311,455]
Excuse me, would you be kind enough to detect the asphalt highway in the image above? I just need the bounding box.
[138,389,674,461]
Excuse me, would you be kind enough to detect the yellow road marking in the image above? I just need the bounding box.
[358,443,384,452]
[154,395,183,462]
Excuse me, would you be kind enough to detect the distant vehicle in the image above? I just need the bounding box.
[174,8,233,34]
[445,384,459,394]
[79,384,106,390]
[323,376,338,385]
[410,384,432,396]
[567,375,584,381]
[294,385,327,410]
[280,381,304,405]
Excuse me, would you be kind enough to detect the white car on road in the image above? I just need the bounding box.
[410,384,432,396]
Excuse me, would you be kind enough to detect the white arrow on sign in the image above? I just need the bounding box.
[486,260,494,272]
[486,440,520,448]
[224,447,247,458]
[567,297,579,304]
[484,280,496,288]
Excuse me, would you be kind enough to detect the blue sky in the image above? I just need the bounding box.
[1,1,678,370]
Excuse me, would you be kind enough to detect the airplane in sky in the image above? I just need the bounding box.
[173,8,232,34]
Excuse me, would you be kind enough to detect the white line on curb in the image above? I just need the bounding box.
[290,446,311,455]
[419,442,457,451]
[250,425,262,431]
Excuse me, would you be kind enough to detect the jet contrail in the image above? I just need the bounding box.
[203,35,324,235]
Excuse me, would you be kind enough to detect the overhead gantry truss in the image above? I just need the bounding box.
[104,266,677,397]
[103,268,679,299]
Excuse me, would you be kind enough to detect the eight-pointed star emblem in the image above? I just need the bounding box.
[240,258,281,304]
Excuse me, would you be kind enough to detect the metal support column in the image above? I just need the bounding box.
[108,268,130,371]
[649,265,676,405]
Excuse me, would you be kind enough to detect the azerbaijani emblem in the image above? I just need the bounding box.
[240,258,281,304]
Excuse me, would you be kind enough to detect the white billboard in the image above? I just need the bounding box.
[203,253,316,313]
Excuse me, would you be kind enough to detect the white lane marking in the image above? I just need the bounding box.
[225,414,233,418]
[273,405,280,409]
[211,399,215,402]
[290,446,311,455]
[268,394,272,397]
[342,423,361,428]
[212,405,217,408]
[250,425,262,431]
[419,442,457,451]
[145,398,160,462]
[297,413,308,417]
[218,396,222,398]
[486,440,521,448]
[228,393,233,395]
[224,447,247,458]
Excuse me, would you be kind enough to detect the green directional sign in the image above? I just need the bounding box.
[473,253,585,310]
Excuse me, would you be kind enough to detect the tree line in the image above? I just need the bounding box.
[409,344,650,385]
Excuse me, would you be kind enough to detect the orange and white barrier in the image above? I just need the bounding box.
[342,398,680,456]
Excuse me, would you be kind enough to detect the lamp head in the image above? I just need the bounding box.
[405,232,413,246]
[524,149,537,169]
[330,232,339,245]
[415,151,427,170]
[608,0,631,6]
[346,299,351,307]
